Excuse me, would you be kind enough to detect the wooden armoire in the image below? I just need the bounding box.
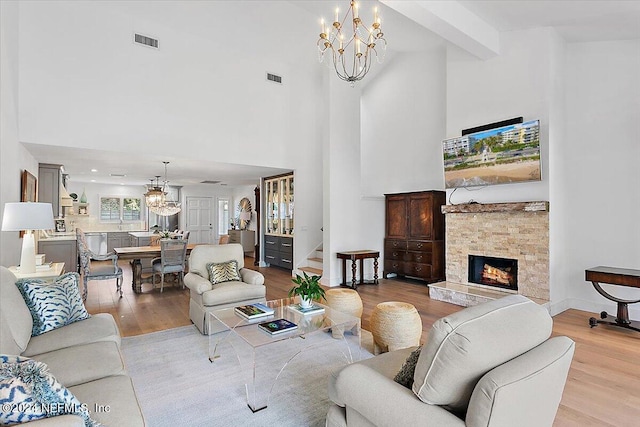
[383,190,446,283]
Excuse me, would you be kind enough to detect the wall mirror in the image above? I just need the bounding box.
[236,197,252,230]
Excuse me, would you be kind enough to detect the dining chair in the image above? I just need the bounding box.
[151,239,188,292]
[218,235,230,245]
[75,227,115,273]
[77,237,123,300]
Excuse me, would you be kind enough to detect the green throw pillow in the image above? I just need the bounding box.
[16,272,90,336]
[0,354,99,426]
[394,346,422,389]
[206,260,242,285]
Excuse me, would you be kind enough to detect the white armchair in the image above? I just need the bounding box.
[184,244,266,334]
[327,295,575,427]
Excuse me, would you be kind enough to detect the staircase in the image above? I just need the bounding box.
[298,246,323,277]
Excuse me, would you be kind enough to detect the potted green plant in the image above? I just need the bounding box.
[288,271,325,309]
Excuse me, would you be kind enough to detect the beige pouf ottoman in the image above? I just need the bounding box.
[325,288,363,338]
[370,301,422,355]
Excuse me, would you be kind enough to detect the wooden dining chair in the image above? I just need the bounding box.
[218,235,230,245]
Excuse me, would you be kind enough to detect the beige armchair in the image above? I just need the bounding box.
[327,295,575,427]
[184,243,266,334]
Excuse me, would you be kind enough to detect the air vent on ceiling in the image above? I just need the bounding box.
[110,173,127,177]
[266,72,283,84]
[134,33,159,49]
[200,180,221,185]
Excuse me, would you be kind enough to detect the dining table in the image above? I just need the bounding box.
[114,244,197,293]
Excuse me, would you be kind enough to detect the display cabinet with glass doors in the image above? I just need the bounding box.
[264,173,294,236]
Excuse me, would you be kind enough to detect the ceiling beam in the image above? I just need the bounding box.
[380,0,500,59]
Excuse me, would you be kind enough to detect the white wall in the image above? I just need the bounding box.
[446,28,640,317]
[0,1,40,268]
[361,49,447,196]
[12,1,325,267]
[446,28,553,204]
[559,39,640,316]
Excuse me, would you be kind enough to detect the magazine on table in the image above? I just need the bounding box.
[234,303,275,320]
[288,303,325,316]
[258,318,298,335]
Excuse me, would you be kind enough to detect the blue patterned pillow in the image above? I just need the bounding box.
[206,260,242,285]
[0,354,99,426]
[15,272,90,337]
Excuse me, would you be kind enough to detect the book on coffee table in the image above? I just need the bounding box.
[288,303,325,316]
[234,303,275,320]
[258,318,298,335]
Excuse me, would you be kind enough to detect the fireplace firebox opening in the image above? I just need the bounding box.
[468,255,518,291]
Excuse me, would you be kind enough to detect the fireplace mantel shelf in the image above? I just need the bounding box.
[441,201,549,214]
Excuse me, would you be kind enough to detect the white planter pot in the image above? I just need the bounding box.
[300,296,313,309]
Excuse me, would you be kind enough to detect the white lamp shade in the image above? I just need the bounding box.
[2,202,55,231]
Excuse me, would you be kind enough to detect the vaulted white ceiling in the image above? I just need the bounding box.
[22,0,640,187]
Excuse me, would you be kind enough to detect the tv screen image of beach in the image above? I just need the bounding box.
[442,120,541,188]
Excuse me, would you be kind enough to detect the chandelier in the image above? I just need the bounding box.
[145,162,181,216]
[317,1,386,86]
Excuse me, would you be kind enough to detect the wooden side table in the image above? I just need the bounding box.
[336,250,380,290]
[9,262,65,282]
[586,266,640,332]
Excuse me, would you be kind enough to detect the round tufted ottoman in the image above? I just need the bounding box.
[325,288,363,338]
[370,301,422,355]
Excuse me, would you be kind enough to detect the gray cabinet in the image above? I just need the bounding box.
[128,233,154,272]
[38,164,61,218]
[107,232,132,253]
[264,235,293,270]
[229,230,255,254]
[38,239,77,273]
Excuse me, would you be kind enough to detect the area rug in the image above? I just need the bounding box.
[121,325,374,427]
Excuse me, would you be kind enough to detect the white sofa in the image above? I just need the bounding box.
[184,243,266,334]
[327,295,575,427]
[0,266,145,426]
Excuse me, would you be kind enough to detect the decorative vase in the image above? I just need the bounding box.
[80,189,87,203]
[300,296,313,309]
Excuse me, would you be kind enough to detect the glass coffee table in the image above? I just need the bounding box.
[208,297,362,412]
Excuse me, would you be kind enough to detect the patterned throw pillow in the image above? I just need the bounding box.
[0,354,99,426]
[394,346,422,389]
[16,272,90,337]
[206,260,242,285]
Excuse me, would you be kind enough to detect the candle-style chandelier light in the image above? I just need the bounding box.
[317,1,387,86]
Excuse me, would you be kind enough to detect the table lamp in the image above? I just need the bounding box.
[239,211,251,230]
[2,202,55,274]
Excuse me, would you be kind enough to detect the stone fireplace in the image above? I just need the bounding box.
[428,201,549,307]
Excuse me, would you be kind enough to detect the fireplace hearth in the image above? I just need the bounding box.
[468,255,518,291]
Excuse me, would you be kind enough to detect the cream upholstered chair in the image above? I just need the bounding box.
[327,295,575,427]
[184,243,265,334]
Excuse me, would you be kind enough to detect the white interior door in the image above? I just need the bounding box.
[186,197,213,244]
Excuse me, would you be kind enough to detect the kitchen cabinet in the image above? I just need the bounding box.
[38,239,77,273]
[383,190,445,283]
[107,232,132,253]
[228,229,255,254]
[128,232,154,272]
[38,164,62,218]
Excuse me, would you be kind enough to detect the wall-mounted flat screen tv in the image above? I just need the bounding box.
[442,119,541,189]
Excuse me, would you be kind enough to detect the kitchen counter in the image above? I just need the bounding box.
[128,231,158,238]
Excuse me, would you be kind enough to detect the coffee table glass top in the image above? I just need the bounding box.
[208,297,359,348]
[208,297,362,412]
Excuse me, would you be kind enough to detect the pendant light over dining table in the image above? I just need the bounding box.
[145,161,181,216]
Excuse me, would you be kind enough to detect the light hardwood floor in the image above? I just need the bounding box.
[84,258,640,427]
